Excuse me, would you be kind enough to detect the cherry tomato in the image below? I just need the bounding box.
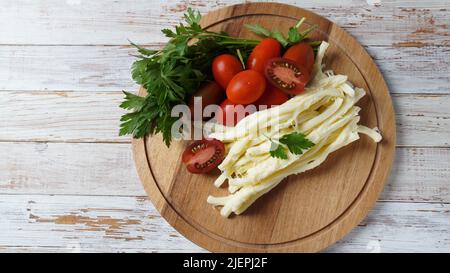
[216,99,254,126]
[247,38,282,73]
[188,81,224,121]
[264,58,310,95]
[255,85,289,108]
[283,43,315,72]
[226,70,266,104]
[182,139,225,174]
[212,54,243,89]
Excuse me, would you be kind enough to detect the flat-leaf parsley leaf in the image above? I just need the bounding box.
[119,8,259,146]
[268,132,315,159]
[279,132,315,155]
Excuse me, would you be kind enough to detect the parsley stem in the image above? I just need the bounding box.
[203,31,260,44]
[218,40,259,45]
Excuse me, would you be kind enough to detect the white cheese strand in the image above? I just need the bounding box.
[209,119,362,217]
[207,41,383,217]
[358,126,382,142]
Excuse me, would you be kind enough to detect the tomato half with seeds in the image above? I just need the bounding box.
[264,58,310,95]
[212,54,243,89]
[182,139,225,174]
[247,38,282,73]
[283,43,315,72]
[226,70,266,104]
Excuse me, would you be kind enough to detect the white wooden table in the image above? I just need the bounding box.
[0,0,449,253]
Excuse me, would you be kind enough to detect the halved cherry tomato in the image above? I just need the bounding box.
[264,58,310,95]
[255,85,289,108]
[212,54,243,89]
[216,99,254,126]
[247,38,281,73]
[283,43,315,72]
[226,70,266,104]
[182,139,225,174]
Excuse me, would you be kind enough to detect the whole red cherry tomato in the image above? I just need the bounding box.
[212,54,243,89]
[226,70,266,104]
[283,43,315,72]
[247,38,281,73]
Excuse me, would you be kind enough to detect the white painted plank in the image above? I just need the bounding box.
[0,45,448,93]
[395,94,450,147]
[0,194,447,252]
[326,201,450,253]
[0,91,128,143]
[381,147,450,203]
[0,0,448,254]
[368,46,450,94]
[0,46,137,92]
[0,0,449,46]
[376,0,449,8]
[0,194,204,252]
[309,5,450,47]
[1,92,449,146]
[0,142,448,203]
[0,142,143,196]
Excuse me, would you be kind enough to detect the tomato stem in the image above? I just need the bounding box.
[295,17,306,29]
[236,49,246,69]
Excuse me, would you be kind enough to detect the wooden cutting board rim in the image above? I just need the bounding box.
[132,2,396,252]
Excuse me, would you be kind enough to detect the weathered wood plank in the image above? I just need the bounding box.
[310,5,450,47]
[1,92,449,146]
[0,194,203,252]
[1,45,448,93]
[0,46,137,92]
[0,194,447,252]
[0,0,448,253]
[0,142,143,196]
[381,147,450,203]
[0,91,128,143]
[0,0,449,46]
[395,94,450,147]
[326,201,450,253]
[0,142,448,203]
[368,46,450,94]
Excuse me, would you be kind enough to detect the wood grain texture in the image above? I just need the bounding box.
[0,142,448,203]
[0,46,137,92]
[1,45,448,93]
[0,194,204,253]
[1,0,449,46]
[0,0,448,253]
[326,201,450,253]
[0,91,129,143]
[368,46,450,94]
[382,147,450,203]
[134,2,396,252]
[0,194,447,252]
[0,142,142,196]
[1,91,449,146]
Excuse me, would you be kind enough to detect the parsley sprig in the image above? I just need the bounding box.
[119,8,259,146]
[245,18,319,48]
[268,132,315,159]
[120,9,320,146]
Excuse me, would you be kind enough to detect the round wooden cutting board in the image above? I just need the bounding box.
[132,2,396,252]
